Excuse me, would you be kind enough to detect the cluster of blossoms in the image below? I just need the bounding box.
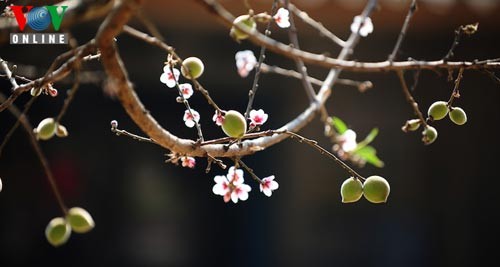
[212,166,279,203]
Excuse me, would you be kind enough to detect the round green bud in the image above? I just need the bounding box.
[221,110,247,138]
[421,125,438,145]
[363,176,390,204]
[31,87,42,97]
[340,177,363,203]
[230,15,257,41]
[45,217,71,247]
[66,207,95,234]
[449,107,467,125]
[36,118,57,141]
[181,57,204,80]
[428,101,449,120]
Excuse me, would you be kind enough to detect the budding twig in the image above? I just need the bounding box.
[236,159,263,184]
[388,0,417,62]
[244,0,279,119]
[397,70,428,127]
[447,68,464,107]
[0,57,19,89]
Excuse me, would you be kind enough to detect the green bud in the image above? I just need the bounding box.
[363,176,390,204]
[421,125,438,145]
[36,118,57,140]
[428,101,449,120]
[340,177,363,203]
[449,107,467,125]
[31,87,42,97]
[221,110,247,138]
[230,15,256,41]
[45,217,71,247]
[181,57,204,80]
[66,207,95,234]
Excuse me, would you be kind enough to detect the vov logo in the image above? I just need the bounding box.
[9,5,68,45]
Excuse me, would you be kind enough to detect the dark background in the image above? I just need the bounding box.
[1,0,500,266]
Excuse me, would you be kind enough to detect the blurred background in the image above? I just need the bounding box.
[1,0,500,266]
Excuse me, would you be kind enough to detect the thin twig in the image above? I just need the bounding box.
[397,70,427,127]
[287,2,346,47]
[388,0,417,62]
[236,159,263,183]
[447,68,464,107]
[285,0,316,102]
[279,130,365,180]
[111,124,158,145]
[0,92,68,214]
[0,95,37,158]
[244,0,279,119]
[0,57,19,88]
[260,63,373,91]
[169,65,205,142]
[55,65,81,123]
[121,25,222,112]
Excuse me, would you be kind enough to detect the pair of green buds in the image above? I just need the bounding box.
[341,176,390,204]
[45,207,95,247]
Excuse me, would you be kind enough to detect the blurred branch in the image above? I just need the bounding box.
[196,0,500,72]
[0,92,68,214]
[388,0,417,62]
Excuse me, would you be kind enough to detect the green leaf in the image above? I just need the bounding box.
[353,128,379,151]
[353,145,384,168]
[331,116,348,134]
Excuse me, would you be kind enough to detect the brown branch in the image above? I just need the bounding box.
[388,0,417,62]
[0,57,19,88]
[260,63,372,91]
[397,70,427,127]
[447,68,464,107]
[0,43,96,112]
[196,0,500,73]
[287,2,346,47]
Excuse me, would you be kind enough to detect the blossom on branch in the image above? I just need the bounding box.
[338,129,358,153]
[181,156,196,168]
[273,8,290,28]
[249,109,268,127]
[235,50,257,78]
[183,109,200,128]
[179,83,193,99]
[212,166,252,203]
[350,15,373,37]
[212,110,224,126]
[260,175,279,197]
[160,65,180,88]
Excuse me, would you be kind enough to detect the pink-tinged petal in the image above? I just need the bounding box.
[262,187,272,197]
[212,111,224,126]
[181,156,196,168]
[223,192,231,203]
[238,190,249,201]
[270,180,279,190]
[179,83,194,99]
[235,50,257,78]
[214,175,226,184]
[160,72,169,84]
[273,8,290,28]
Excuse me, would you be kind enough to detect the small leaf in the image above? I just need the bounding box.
[364,128,378,144]
[331,116,348,134]
[354,145,384,168]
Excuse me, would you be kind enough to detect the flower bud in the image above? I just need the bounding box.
[340,177,363,203]
[36,118,57,140]
[428,101,449,120]
[181,57,204,79]
[31,87,42,97]
[55,124,68,138]
[221,110,247,138]
[66,207,95,234]
[402,119,421,132]
[449,107,467,125]
[230,15,257,41]
[45,217,71,247]
[363,176,390,204]
[421,125,438,145]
